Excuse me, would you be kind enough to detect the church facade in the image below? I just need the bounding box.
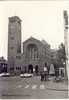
[8,16,51,74]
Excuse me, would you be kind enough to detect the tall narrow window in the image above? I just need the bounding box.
[27,44,38,60]
[17,43,21,53]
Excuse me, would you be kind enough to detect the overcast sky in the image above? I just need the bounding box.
[0,1,69,59]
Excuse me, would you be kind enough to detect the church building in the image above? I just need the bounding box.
[8,16,51,74]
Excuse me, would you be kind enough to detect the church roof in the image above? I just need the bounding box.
[41,40,48,45]
[23,36,50,48]
[23,36,42,45]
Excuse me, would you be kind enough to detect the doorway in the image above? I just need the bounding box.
[35,65,38,74]
[28,64,33,73]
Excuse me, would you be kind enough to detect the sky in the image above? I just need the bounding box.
[0,1,69,60]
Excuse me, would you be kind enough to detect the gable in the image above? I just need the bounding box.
[23,37,43,45]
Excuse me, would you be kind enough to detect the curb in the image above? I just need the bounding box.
[46,87,68,91]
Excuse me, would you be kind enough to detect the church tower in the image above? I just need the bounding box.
[8,16,21,73]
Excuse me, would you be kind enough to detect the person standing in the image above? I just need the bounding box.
[44,63,48,81]
[40,71,44,81]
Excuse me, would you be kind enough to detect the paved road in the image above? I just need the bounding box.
[0,76,68,99]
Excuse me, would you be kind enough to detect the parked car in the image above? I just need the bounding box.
[0,73,10,77]
[20,73,33,78]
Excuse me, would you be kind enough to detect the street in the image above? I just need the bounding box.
[0,76,68,99]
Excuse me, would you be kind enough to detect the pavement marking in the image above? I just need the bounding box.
[32,85,37,89]
[25,85,29,89]
[40,84,45,89]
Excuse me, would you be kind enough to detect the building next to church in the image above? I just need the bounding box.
[0,57,7,73]
[8,16,51,74]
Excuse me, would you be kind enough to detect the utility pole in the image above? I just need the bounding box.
[63,10,68,81]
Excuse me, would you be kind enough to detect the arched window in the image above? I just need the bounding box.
[26,44,38,60]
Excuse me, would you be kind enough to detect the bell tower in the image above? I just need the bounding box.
[8,16,21,73]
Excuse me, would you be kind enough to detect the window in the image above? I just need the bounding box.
[11,36,14,40]
[17,44,21,53]
[16,67,21,70]
[27,44,38,60]
[10,47,14,50]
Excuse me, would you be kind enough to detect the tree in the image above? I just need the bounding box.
[57,43,68,80]
[57,43,66,67]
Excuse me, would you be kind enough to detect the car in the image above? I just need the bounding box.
[0,73,10,77]
[20,73,33,78]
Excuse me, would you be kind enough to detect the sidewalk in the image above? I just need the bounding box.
[45,81,68,91]
[44,77,68,91]
[35,76,68,91]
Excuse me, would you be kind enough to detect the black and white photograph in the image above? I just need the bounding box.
[0,0,69,99]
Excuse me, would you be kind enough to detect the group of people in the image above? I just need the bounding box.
[40,63,65,81]
[22,62,65,81]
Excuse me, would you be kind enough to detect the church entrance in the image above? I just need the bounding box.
[35,65,39,74]
[28,64,33,73]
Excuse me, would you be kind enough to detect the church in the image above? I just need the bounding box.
[8,16,51,74]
